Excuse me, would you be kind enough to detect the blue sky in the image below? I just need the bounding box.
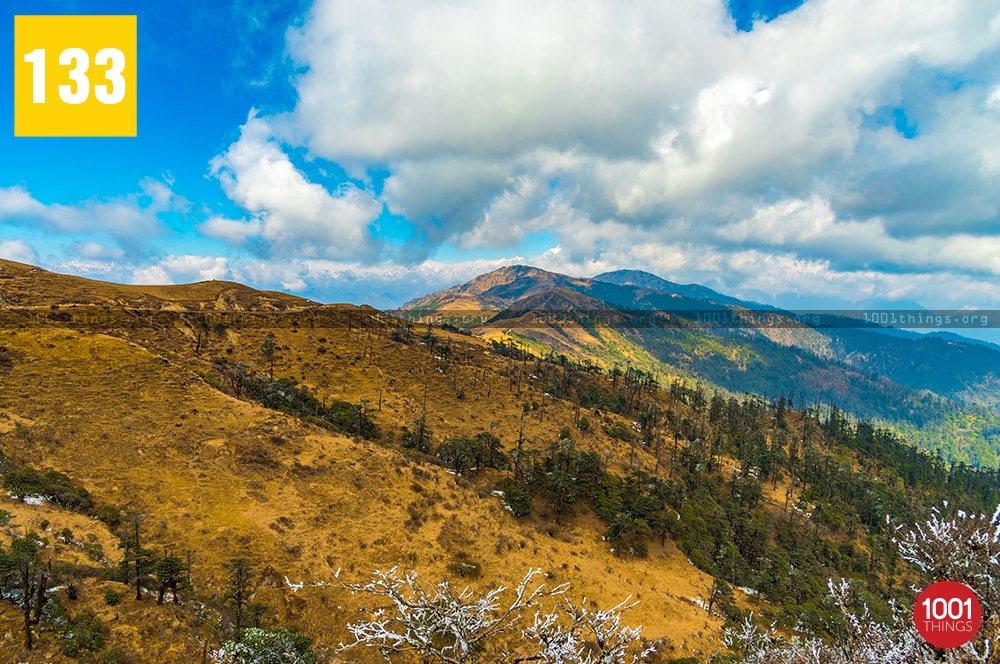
[3,0,1000,319]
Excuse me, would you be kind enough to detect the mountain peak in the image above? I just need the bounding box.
[593,268,664,284]
[402,264,584,310]
[593,269,750,307]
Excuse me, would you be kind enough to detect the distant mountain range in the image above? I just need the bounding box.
[4,257,997,466]
[404,265,1000,467]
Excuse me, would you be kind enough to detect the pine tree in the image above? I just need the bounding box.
[225,558,255,638]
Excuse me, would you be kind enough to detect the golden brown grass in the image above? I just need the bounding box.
[0,260,734,662]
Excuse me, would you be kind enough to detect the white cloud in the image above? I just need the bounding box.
[209,111,383,260]
[0,179,182,256]
[0,239,38,264]
[0,187,43,218]
[711,195,1000,277]
[454,177,582,249]
[200,216,263,245]
[281,277,308,292]
[12,0,998,315]
[130,265,171,285]
[70,241,125,260]
[6,0,974,313]
[987,84,1000,110]
[130,255,229,285]
[235,0,1000,304]
[715,249,1000,309]
[283,0,731,162]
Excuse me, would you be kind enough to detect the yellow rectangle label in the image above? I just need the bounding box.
[14,15,137,137]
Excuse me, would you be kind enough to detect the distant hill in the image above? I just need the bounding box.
[402,264,589,311]
[593,269,756,307]
[928,330,1000,352]
[408,265,1000,467]
[0,258,313,311]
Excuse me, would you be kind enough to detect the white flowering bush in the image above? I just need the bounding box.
[725,579,924,663]
[894,502,1000,662]
[212,627,317,664]
[724,502,1000,663]
[334,567,652,663]
[524,596,655,664]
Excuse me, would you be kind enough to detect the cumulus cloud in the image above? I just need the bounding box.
[0,178,183,258]
[714,250,1000,310]
[200,216,264,245]
[130,255,230,285]
[284,0,731,162]
[208,111,383,260]
[9,0,1000,317]
[217,0,997,305]
[70,241,126,260]
[0,239,38,264]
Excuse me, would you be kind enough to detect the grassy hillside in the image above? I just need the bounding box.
[0,259,996,663]
[0,260,726,662]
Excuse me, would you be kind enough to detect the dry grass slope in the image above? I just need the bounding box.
[0,260,729,662]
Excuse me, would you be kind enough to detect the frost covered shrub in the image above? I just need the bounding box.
[333,567,653,663]
[212,627,317,664]
[725,579,924,664]
[725,502,1000,663]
